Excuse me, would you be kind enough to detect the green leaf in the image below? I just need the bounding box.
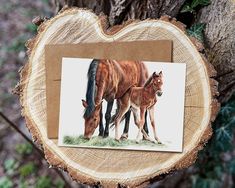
[3,159,19,175]
[19,162,36,177]
[180,3,195,13]
[228,158,235,174]
[36,176,52,188]
[0,177,13,188]
[55,179,65,188]
[216,126,232,141]
[191,0,210,8]
[15,143,33,155]
[19,179,28,188]
[187,23,205,42]
[26,23,38,34]
[7,35,27,52]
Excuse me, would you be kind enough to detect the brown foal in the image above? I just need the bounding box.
[114,71,163,143]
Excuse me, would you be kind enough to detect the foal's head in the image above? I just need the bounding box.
[150,71,163,96]
[82,100,102,139]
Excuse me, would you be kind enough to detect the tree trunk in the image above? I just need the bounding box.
[54,0,186,25]
[197,0,235,103]
[53,0,235,103]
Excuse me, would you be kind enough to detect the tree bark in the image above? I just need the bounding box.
[197,0,235,103]
[54,0,186,25]
[53,0,235,103]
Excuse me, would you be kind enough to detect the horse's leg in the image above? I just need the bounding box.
[98,104,104,136]
[142,111,149,139]
[149,106,161,144]
[103,100,114,138]
[136,108,146,143]
[114,95,130,141]
[121,109,131,139]
[134,108,155,143]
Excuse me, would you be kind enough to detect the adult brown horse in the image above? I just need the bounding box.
[82,59,148,140]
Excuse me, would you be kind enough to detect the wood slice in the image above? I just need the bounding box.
[17,8,220,187]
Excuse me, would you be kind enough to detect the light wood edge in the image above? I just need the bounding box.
[14,7,220,187]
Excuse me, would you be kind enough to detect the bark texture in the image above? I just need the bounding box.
[56,0,186,25]
[198,0,235,103]
[53,0,235,103]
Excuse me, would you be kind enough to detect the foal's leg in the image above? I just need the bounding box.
[98,104,104,136]
[121,109,131,139]
[114,95,130,141]
[149,106,161,144]
[142,111,149,139]
[133,108,156,143]
[103,100,114,138]
[136,108,146,143]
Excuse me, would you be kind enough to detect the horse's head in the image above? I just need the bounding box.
[82,100,102,139]
[152,71,163,96]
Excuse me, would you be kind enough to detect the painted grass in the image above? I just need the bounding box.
[63,135,164,148]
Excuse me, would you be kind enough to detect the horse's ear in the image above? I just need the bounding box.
[82,99,88,108]
[159,71,163,76]
[152,72,157,77]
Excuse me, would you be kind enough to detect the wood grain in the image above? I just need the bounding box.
[17,8,219,187]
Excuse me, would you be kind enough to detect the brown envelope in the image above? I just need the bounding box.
[45,41,172,139]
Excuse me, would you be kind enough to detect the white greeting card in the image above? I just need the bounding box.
[58,58,186,152]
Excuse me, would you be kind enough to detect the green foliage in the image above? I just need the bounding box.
[193,93,235,188]
[41,0,49,5]
[187,23,205,42]
[0,177,13,188]
[191,175,221,188]
[36,176,52,188]
[26,23,38,34]
[63,135,164,148]
[15,143,33,155]
[181,0,210,13]
[7,35,27,53]
[19,162,36,177]
[55,179,65,188]
[19,179,28,188]
[3,158,19,175]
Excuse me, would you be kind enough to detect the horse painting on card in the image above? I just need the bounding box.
[81,59,150,140]
[58,57,186,152]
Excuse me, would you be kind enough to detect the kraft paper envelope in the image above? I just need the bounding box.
[45,41,173,139]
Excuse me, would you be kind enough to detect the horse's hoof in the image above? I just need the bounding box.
[120,133,128,140]
[152,140,157,144]
[136,140,141,144]
[156,140,162,144]
[98,133,104,137]
[115,138,120,142]
[103,134,109,138]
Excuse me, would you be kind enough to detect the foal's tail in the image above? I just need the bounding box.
[109,108,118,128]
[109,108,126,128]
[110,108,129,128]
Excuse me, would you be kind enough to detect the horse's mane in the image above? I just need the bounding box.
[144,74,153,87]
[83,59,99,118]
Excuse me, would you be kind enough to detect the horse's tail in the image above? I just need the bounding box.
[109,109,126,128]
[110,99,131,128]
[83,59,99,118]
